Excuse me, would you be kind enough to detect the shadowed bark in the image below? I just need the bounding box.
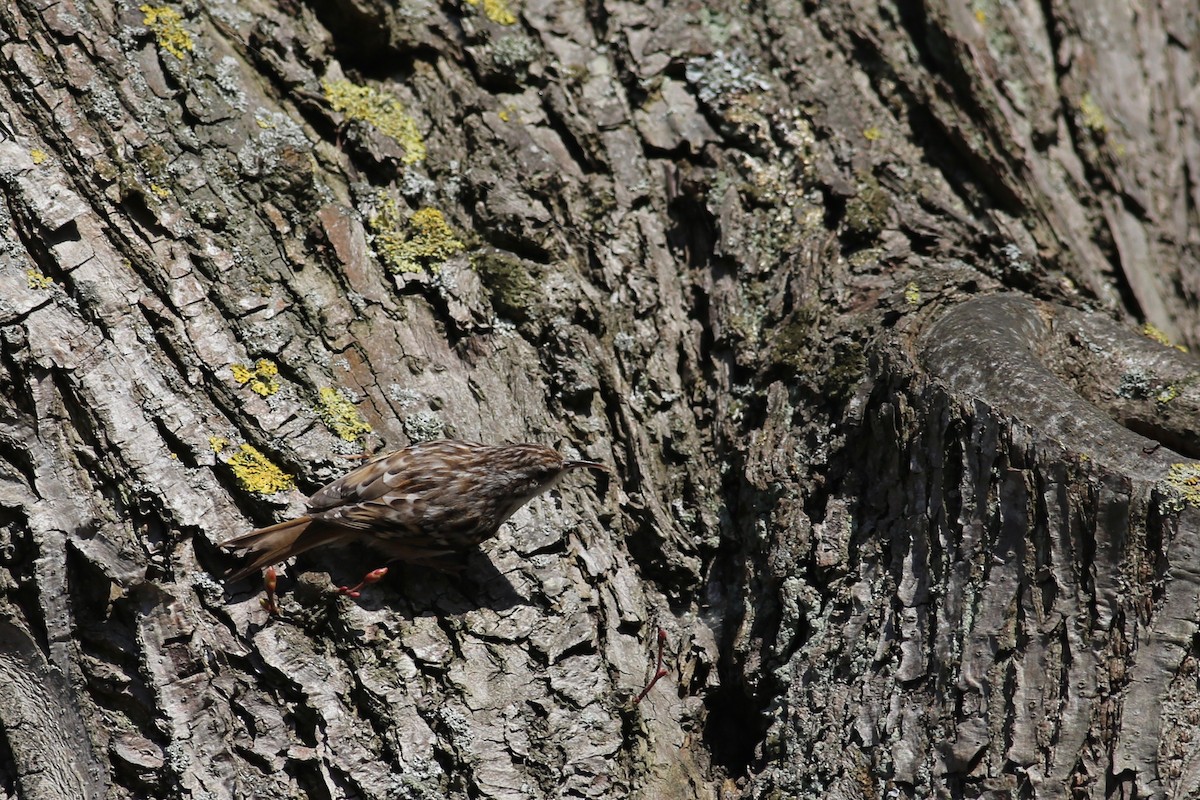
[0,0,1197,798]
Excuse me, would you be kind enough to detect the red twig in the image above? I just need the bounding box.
[337,567,389,598]
[633,628,669,705]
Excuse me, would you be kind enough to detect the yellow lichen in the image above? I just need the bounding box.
[904,282,920,306]
[369,199,465,274]
[140,4,194,60]
[1157,385,1180,404]
[26,269,53,289]
[30,149,47,165]
[862,126,881,142]
[230,359,281,397]
[1162,463,1200,511]
[322,79,426,164]
[465,0,518,25]
[1141,323,1188,352]
[224,444,295,494]
[1141,323,1171,346]
[149,183,171,198]
[316,387,372,441]
[209,436,229,453]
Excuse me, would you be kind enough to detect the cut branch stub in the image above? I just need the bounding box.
[920,293,1200,475]
[903,293,1200,797]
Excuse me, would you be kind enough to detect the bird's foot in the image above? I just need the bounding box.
[259,567,282,616]
[336,567,389,598]
[632,628,670,705]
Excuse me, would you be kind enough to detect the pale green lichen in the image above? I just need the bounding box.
[1117,370,1152,399]
[848,247,884,269]
[230,359,281,397]
[491,34,538,74]
[369,199,465,274]
[684,50,772,146]
[686,50,771,105]
[465,0,517,25]
[140,5,193,60]
[214,441,294,494]
[403,410,446,442]
[317,387,372,441]
[322,79,426,164]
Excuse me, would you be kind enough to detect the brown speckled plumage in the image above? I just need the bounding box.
[221,439,608,581]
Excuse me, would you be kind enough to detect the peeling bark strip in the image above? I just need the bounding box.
[902,295,1200,796]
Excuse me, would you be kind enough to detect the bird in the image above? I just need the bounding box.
[220,439,609,583]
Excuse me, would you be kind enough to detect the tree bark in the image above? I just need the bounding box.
[0,0,1197,798]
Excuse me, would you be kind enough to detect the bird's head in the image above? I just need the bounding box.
[494,444,610,503]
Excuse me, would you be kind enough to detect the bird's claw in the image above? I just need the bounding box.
[336,567,389,598]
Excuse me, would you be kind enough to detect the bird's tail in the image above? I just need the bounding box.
[220,517,351,582]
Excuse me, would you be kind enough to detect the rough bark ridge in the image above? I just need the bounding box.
[0,0,1198,798]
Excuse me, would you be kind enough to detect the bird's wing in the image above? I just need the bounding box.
[305,441,500,543]
[307,450,416,510]
[308,441,486,511]
[321,495,429,535]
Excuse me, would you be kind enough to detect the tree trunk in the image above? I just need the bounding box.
[0,0,1197,798]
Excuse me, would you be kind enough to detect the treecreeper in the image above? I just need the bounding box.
[221,439,610,584]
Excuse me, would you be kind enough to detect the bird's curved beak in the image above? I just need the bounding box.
[564,459,610,473]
